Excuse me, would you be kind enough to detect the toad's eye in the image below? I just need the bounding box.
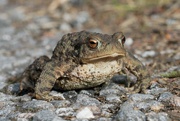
[88,39,99,49]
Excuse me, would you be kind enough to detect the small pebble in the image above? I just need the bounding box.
[146,112,171,121]
[105,94,122,103]
[170,96,180,107]
[33,110,63,121]
[142,50,156,58]
[129,94,154,102]
[125,37,133,46]
[76,107,94,119]
[158,92,173,102]
[75,94,101,106]
[55,107,74,117]
[147,87,167,96]
[22,100,55,111]
[115,101,146,121]
[18,113,34,119]
[59,22,72,32]
[6,83,20,94]
[135,100,164,112]
[158,79,167,85]
[50,100,71,108]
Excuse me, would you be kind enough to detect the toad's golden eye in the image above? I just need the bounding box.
[88,39,98,49]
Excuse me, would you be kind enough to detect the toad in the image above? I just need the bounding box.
[20,31,151,101]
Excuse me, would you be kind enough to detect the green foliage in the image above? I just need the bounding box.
[160,70,180,78]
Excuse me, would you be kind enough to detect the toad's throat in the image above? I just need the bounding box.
[81,53,125,63]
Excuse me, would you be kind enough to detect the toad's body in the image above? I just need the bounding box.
[20,31,150,101]
[60,60,123,90]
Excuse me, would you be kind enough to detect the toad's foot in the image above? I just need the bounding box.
[129,78,151,94]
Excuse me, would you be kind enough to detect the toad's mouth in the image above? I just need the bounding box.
[81,52,125,64]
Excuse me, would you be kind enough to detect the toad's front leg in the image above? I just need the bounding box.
[35,61,63,101]
[123,52,151,93]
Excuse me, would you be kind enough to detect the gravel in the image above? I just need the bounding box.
[0,1,179,120]
[22,100,55,111]
[114,101,146,121]
[33,110,64,121]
